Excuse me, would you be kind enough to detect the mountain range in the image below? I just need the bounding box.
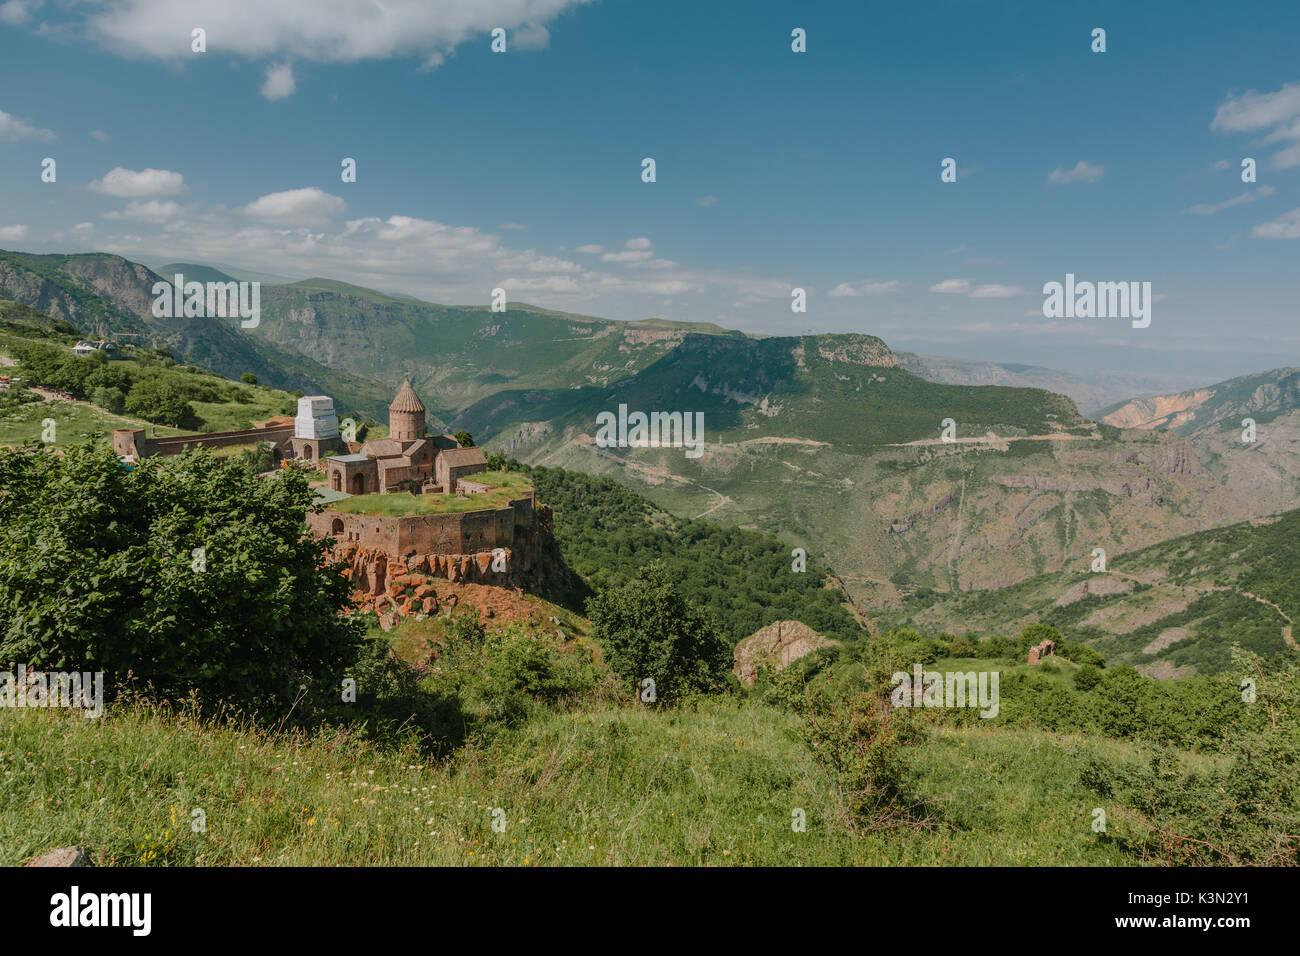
[3,247,1299,676]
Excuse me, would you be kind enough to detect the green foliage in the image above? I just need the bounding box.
[240,372,258,385]
[89,385,126,414]
[1082,648,1298,865]
[587,562,732,705]
[417,609,608,739]
[124,378,198,428]
[525,464,865,644]
[1074,663,1102,691]
[453,429,475,447]
[0,444,363,711]
[775,637,928,828]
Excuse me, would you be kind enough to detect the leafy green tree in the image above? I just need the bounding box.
[240,372,258,385]
[1074,663,1103,691]
[90,385,126,414]
[0,444,363,711]
[453,430,475,448]
[586,561,731,704]
[125,378,197,427]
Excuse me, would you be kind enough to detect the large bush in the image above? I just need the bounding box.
[1082,648,1298,865]
[0,444,363,711]
[586,561,732,705]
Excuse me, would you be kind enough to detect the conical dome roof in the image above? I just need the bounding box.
[389,378,425,413]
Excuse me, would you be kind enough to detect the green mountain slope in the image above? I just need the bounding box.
[246,283,745,423]
[877,508,1300,676]
[456,332,1269,610]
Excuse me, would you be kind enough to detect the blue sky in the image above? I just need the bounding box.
[0,0,1297,381]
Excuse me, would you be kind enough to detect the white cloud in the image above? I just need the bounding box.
[930,278,971,294]
[88,166,186,198]
[930,277,1026,298]
[498,222,526,230]
[0,224,29,241]
[104,199,185,223]
[624,237,652,250]
[0,1,37,26]
[574,244,604,254]
[512,23,550,51]
[79,0,590,64]
[0,107,55,141]
[1047,160,1104,184]
[243,187,345,224]
[1212,82,1300,133]
[696,195,718,207]
[1252,207,1300,239]
[969,284,1028,299]
[1187,185,1276,215]
[601,250,653,262]
[1211,83,1300,170]
[260,62,296,101]
[828,279,902,297]
[90,129,109,142]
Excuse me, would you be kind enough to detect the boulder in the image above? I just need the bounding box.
[25,846,91,867]
[733,621,835,687]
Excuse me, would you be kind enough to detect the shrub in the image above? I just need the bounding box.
[90,385,126,414]
[1081,648,1298,865]
[777,638,928,830]
[0,444,363,712]
[586,561,732,705]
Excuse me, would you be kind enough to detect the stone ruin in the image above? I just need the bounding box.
[1027,638,1056,665]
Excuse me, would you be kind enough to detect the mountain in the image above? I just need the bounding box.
[244,280,745,424]
[154,263,243,285]
[1100,367,1300,517]
[897,351,1209,417]
[875,508,1300,676]
[455,332,1273,610]
[1099,367,1300,433]
[0,250,392,415]
[6,248,1299,625]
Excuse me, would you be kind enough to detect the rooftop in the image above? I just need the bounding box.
[325,470,534,516]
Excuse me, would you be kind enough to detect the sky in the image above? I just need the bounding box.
[0,0,1297,382]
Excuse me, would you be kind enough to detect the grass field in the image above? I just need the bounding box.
[1,695,1185,866]
[0,398,184,449]
[329,471,535,516]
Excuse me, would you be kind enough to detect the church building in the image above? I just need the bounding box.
[324,378,487,496]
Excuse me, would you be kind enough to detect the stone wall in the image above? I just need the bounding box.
[310,494,534,556]
[308,495,557,628]
[115,423,295,458]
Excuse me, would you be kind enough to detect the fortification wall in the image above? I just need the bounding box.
[116,423,295,458]
[309,495,533,555]
[308,495,555,627]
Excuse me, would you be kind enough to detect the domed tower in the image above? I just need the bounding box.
[388,378,426,442]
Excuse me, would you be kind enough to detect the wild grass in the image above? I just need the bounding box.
[0,696,1152,866]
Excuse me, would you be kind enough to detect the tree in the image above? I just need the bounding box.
[125,378,197,428]
[586,561,732,704]
[240,372,258,385]
[453,430,475,448]
[0,444,363,711]
[90,386,126,415]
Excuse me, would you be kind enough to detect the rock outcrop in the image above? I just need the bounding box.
[24,846,91,867]
[733,621,835,686]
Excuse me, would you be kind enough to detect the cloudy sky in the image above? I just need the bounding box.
[0,0,1297,381]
